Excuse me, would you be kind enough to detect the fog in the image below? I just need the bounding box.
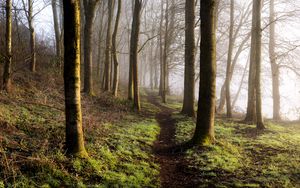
[11,0,300,120]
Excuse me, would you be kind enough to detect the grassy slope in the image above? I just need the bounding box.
[0,71,161,187]
[173,113,300,187]
[1,71,300,187]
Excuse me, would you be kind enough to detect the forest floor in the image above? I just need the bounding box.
[147,93,198,187]
[0,70,300,187]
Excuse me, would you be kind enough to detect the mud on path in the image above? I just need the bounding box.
[147,93,199,188]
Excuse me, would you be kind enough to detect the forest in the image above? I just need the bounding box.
[0,0,300,187]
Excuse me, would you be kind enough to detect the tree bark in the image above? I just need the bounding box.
[161,0,169,103]
[130,0,142,111]
[97,2,105,78]
[128,0,134,101]
[83,0,100,95]
[63,0,88,158]
[104,0,114,92]
[158,0,164,97]
[254,0,265,129]
[181,0,195,117]
[52,0,62,72]
[244,1,258,123]
[28,0,36,72]
[3,0,12,92]
[225,0,234,118]
[269,0,281,121]
[112,0,121,96]
[191,0,216,145]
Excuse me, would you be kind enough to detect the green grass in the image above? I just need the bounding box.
[0,92,160,187]
[173,114,300,187]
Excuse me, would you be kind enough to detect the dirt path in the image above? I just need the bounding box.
[147,94,198,188]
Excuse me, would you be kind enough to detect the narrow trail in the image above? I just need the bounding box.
[147,93,199,188]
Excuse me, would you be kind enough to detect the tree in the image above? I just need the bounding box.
[217,3,252,114]
[2,0,12,92]
[224,0,234,118]
[244,0,265,129]
[112,0,122,96]
[82,0,101,95]
[181,0,195,117]
[22,0,36,72]
[130,0,142,111]
[269,0,281,121]
[128,0,134,101]
[253,0,265,129]
[191,0,216,145]
[104,0,114,92]
[63,0,88,157]
[51,0,62,72]
[245,1,258,123]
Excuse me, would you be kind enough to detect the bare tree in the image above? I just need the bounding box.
[83,0,101,95]
[181,0,195,117]
[21,0,36,72]
[224,0,234,118]
[269,0,281,121]
[112,0,122,96]
[2,0,12,92]
[104,0,113,92]
[51,0,62,72]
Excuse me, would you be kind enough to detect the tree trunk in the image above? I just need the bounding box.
[28,0,36,72]
[149,39,154,90]
[269,0,281,121]
[225,0,234,118]
[154,41,159,89]
[63,0,88,158]
[97,2,105,78]
[3,0,12,92]
[158,0,164,98]
[130,0,142,111]
[103,0,114,92]
[83,0,100,95]
[254,0,265,129]
[52,0,62,72]
[191,0,216,145]
[112,0,122,96]
[162,0,169,103]
[181,0,195,117]
[244,0,258,123]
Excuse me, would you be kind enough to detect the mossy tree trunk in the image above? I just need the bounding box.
[3,0,12,92]
[181,0,195,117]
[191,0,216,145]
[63,0,88,158]
[130,0,142,111]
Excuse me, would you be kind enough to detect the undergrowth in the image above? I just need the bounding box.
[173,113,300,187]
[0,70,160,187]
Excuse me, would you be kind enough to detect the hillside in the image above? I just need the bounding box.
[0,71,299,187]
